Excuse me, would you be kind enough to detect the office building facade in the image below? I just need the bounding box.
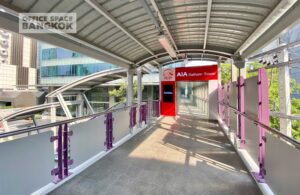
[0,28,38,107]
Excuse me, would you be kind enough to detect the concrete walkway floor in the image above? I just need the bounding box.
[50,114,261,195]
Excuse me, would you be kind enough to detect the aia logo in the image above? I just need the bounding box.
[163,68,174,80]
[177,72,188,77]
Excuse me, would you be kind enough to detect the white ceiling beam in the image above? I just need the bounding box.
[203,0,212,50]
[149,0,178,51]
[138,0,162,33]
[84,0,154,56]
[236,0,297,56]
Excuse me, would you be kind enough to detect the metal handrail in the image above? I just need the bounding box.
[0,105,132,139]
[219,101,300,149]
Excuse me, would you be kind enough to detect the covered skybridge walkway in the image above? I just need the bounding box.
[0,0,300,194]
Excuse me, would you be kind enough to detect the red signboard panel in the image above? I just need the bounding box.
[175,65,218,81]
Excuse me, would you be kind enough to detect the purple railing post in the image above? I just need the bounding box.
[129,106,137,129]
[133,107,136,126]
[218,85,222,118]
[105,112,113,150]
[218,85,225,121]
[253,68,270,183]
[63,123,73,177]
[238,76,246,148]
[57,124,63,180]
[50,124,63,183]
[221,85,225,122]
[50,123,73,183]
[138,104,148,124]
[144,104,148,124]
[129,107,133,129]
[226,85,230,127]
[139,104,144,125]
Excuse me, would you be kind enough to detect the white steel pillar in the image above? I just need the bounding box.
[240,60,247,78]
[108,87,115,107]
[231,59,238,82]
[217,58,222,85]
[148,86,153,101]
[279,48,292,136]
[50,105,56,132]
[159,65,163,102]
[127,68,134,106]
[76,94,84,117]
[137,67,143,105]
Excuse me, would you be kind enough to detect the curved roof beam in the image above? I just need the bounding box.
[47,68,127,98]
[138,0,162,34]
[84,0,154,56]
[136,49,231,66]
[160,58,218,67]
[149,0,178,51]
[236,0,297,56]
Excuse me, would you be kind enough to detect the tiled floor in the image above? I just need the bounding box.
[50,110,261,195]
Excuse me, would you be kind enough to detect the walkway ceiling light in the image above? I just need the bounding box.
[158,35,177,58]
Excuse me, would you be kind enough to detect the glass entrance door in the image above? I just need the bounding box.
[177,82,208,117]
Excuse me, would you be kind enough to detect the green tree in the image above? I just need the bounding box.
[109,80,140,102]
[220,63,232,84]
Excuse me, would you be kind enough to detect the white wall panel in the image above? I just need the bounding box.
[265,133,300,195]
[244,76,259,166]
[70,116,106,168]
[229,82,238,132]
[0,132,54,195]
[113,109,130,142]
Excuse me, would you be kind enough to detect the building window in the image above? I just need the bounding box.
[40,63,116,77]
[41,48,86,60]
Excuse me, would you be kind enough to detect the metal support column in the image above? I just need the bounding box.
[159,65,163,115]
[279,48,292,136]
[137,67,143,106]
[76,94,84,117]
[127,69,134,106]
[108,87,115,107]
[238,76,245,148]
[231,59,238,82]
[218,58,222,85]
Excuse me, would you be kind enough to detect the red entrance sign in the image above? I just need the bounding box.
[175,65,218,81]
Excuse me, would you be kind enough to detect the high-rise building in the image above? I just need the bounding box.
[38,42,117,86]
[0,29,39,107]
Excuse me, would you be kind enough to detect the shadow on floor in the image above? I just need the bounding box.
[49,114,261,195]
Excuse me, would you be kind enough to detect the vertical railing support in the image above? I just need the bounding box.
[218,85,224,121]
[238,76,246,148]
[63,123,73,177]
[252,68,270,183]
[51,123,73,183]
[139,104,147,125]
[57,125,63,180]
[105,112,114,150]
[226,85,230,127]
[221,86,225,122]
[129,106,137,130]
